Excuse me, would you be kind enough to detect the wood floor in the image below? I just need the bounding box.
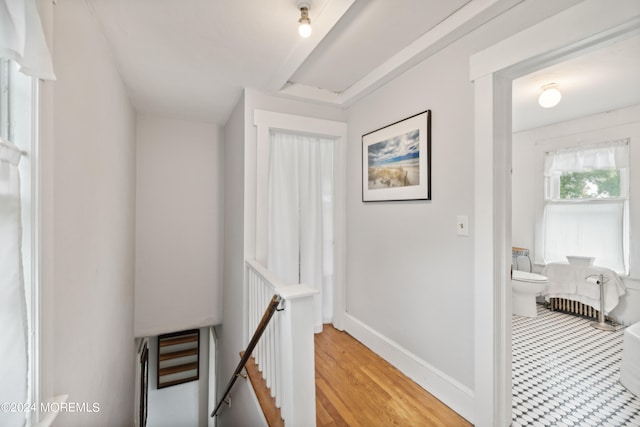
[315,325,471,427]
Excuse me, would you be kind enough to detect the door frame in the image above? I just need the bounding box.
[470,2,640,426]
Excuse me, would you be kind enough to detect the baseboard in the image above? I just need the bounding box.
[343,313,475,424]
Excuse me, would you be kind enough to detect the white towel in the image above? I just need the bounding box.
[542,263,577,294]
[542,263,626,314]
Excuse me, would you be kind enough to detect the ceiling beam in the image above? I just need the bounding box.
[278,0,525,107]
[266,0,357,93]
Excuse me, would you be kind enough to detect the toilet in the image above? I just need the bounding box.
[620,321,640,397]
[512,270,548,318]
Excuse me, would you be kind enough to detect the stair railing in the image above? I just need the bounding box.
[211,294,282,418]
[246,259,318,426]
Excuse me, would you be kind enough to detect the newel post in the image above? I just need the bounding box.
[278,285,319,427]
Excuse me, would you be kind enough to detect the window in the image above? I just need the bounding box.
[157,329,200,389]
[559,169,621,199]
[0,58,38,427]
[543,140,629,274]
[2,3,53,424]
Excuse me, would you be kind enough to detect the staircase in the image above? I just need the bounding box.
[212,259,318,426]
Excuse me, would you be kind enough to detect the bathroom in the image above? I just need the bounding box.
[509,34,640,426]
[510,36,640,326]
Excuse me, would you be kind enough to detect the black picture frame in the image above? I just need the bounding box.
[157,329,200,389]
[362,110,431,202]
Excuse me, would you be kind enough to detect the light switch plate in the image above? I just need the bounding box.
[457,215,469,236]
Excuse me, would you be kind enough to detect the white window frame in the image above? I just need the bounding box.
[1,58,41,426]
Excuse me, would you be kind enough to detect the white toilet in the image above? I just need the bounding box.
[512,270,548,317]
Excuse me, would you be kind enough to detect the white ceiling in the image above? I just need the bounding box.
[84,0,512,123]
[512,33,640,132]
[85,0,640,129]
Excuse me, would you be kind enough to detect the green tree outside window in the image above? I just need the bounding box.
[559,169,621,199]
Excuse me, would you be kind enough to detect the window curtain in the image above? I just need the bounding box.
[542,140,629,273]
[0,138,27,427]
[0,0,55,80]
[267,131,334,333]
[543,202,626,273]
[544,140,629,177]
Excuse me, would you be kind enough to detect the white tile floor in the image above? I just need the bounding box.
[512,305,640,426]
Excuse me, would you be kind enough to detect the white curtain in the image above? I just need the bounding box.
[0,138,27,427]
[544,141,629,177]
[0,0,55,80]
[543,140,629,273]
[544,201,626,273]
[267,131,334,333]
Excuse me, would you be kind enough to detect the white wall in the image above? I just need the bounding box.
[344,0,583,421]
[48,1,136,425]
[345,44,476,411]
[135,115,223,337]
[217,93,268,427]
[513,104,640,324]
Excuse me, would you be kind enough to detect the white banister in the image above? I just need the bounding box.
[245,258,318,426]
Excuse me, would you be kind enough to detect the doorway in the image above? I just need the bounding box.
[470,3,640,426]
[253,110,348,332]
[510,37,640,426]
[267,129,335,333]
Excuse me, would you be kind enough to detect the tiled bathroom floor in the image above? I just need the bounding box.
[512,305,640,426]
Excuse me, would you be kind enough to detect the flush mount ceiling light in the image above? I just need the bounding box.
[297,1,312,38]
[538,83,562,108]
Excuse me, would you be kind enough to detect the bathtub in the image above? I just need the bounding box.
[620,321,640,397]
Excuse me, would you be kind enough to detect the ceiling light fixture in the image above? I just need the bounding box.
[538,83,562,108]
[297,1,312,38]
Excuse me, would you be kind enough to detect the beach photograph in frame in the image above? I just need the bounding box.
[362,110,431,201]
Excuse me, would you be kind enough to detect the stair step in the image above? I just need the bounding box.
[241,352,284,427]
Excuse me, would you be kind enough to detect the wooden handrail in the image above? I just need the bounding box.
[211,294,282,418]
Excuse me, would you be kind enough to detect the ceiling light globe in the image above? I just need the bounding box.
[538,87,562,108]
[299,22,312,38]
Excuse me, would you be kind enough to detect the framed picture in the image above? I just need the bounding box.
[157,329,200,389]
[362,110,431,202]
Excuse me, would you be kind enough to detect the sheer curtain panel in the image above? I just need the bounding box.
[0,0,55,79]
[267,131,334,333]
[543,202,625,273]
[542,140,629,273]
[543,142,629,177]
[0,138,27,427]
